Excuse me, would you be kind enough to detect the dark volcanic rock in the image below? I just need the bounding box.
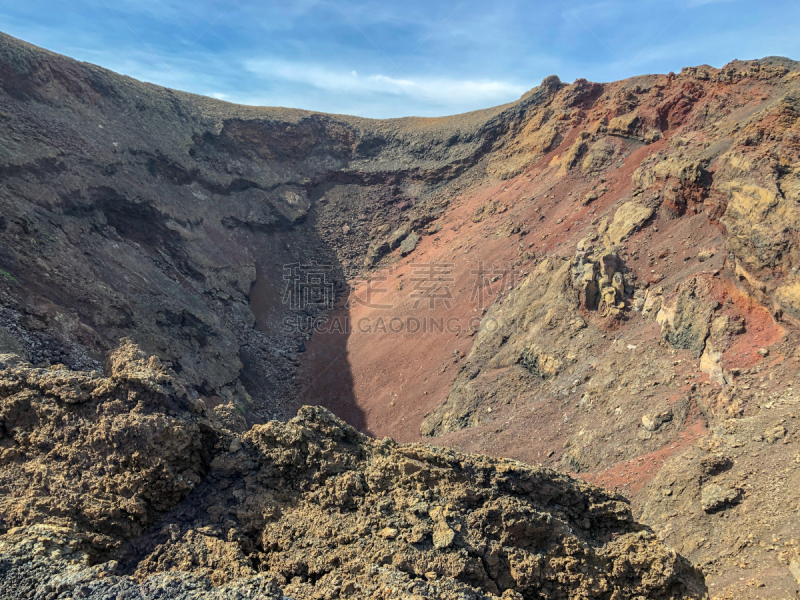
[0,31,561,421]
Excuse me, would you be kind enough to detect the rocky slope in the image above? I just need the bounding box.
[0,30,545,422]
[295,58,800,597]
[1,30,800,599]
[0,343,706,599]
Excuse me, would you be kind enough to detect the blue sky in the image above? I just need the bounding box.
[1,0,799,118]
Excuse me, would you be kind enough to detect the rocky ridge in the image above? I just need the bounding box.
[0,342,705,599]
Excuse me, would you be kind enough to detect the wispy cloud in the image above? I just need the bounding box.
[1,0,798,118]
[243,58,526,107]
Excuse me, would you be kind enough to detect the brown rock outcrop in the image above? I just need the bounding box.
[0,343,706,599]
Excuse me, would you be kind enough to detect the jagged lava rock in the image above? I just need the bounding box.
[0,343,706,599]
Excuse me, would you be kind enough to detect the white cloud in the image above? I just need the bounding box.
[243,58,527,108]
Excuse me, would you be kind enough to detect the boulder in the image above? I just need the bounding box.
[606,201,655,245]
[400,231,420,256]
[701,484,741,513]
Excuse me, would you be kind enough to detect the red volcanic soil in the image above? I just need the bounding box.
[580,419,709,497]
[298,120,786,464]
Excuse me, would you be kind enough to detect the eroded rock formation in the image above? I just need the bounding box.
[0,343,706,599]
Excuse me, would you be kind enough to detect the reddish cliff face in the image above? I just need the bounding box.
[0,29,799,598]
